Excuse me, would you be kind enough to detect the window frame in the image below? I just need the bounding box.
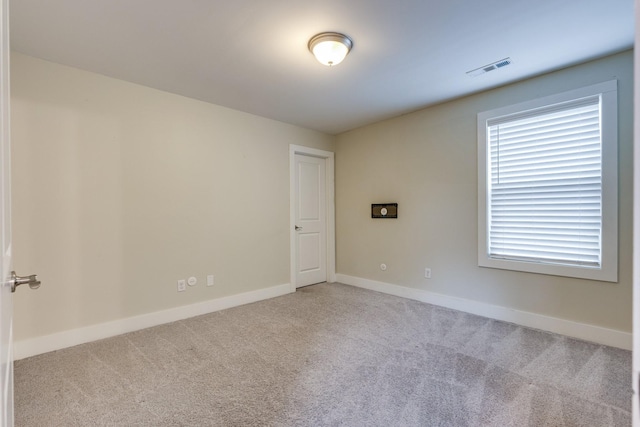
[477,80,618,282]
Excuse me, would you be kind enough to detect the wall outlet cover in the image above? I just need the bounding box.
[372,203,398,219]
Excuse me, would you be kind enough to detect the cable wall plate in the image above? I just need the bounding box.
[371,203,398,218]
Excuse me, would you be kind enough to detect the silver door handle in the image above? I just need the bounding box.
[10,271,41,293]
[295,225,303,231]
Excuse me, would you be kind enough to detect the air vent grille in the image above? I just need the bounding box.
[467,58,512,77]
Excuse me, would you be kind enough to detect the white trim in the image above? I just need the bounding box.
[14,283,293,360]
[633,1,640,422]
[336,274,631,350]
[289,144,336,288]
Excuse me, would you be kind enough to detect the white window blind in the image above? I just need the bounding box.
[487,97,602,268]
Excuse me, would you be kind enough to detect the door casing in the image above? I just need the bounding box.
[632,0,640,424]
[0,0,13,423]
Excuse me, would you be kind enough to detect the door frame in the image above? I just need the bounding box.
[0,0,12,423]
[632,0,640,423]
[289,144,335,289]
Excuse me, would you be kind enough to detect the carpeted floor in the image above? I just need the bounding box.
[14,283,631,426]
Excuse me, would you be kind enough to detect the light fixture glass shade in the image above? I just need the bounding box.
[308,32,353,66]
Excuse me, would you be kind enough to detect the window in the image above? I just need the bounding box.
[477,80,617,282]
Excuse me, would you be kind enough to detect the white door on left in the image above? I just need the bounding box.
[0,2,41,424]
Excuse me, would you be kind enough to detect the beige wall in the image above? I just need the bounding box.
[10,53,334,341]
[11,49,633,343]
[335,50,633,332]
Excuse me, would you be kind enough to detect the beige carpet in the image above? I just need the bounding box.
[14,283,631,426]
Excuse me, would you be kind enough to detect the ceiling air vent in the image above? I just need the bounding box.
[467,58,512,77]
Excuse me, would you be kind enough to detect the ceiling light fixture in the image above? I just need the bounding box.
[308,32,353,67]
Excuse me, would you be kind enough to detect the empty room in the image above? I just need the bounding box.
[0,0,637,426]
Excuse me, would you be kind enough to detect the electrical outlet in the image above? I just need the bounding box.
[177,279,186,292]
[424,268,432,279]
[207,275,214,286]
[380,264,387,271]
[187,276,197,286]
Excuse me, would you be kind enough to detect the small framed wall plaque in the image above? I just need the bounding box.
[371,203,398,218]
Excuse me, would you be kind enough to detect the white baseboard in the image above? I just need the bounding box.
[336,274,632,350]
[14,283,294,360]
[15,277,631,359]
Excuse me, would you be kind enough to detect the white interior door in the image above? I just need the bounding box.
[0,0,13,423]
[294,154,327,287]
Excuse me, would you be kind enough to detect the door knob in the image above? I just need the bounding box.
[10,271,41,293]
[295,225,303,231]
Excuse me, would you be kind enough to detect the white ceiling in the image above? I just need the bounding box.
[9,0,634,135]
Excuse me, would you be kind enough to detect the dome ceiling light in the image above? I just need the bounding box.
[308,32,353,67]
